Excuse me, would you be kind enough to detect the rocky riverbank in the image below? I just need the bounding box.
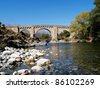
[0,47,52,75]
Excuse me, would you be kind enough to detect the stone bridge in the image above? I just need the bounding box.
[6,25,70,42]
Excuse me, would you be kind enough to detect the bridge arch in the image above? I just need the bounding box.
[34,27,58,42]
[35,28,51,34]
[35,28,52,42]
[20,29,30,36]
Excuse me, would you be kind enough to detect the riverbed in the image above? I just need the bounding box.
[0,42,100,75]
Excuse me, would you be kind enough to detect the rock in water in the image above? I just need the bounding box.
[24,56,36,65]
[13,69,31,75]
[36,58,51,66]
[31,66,44,72]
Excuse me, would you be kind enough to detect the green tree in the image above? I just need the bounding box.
[0,22,2,28]
[58,30,70,41]
[0,22,31,48]
[90,0,100,41]
[2,24,6,29]
[39,33,51,41]
[70,12,90,40]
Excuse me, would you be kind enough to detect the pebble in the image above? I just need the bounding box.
[31,66,44,72]
[0,47,52,75]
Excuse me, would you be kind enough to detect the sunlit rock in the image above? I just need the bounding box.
[2,50,12,56]
[25,56,36,63]
[36,58,51,66]
[10,52,20,58]
[13,69,31,75]
[0,72,6,75]
[7,58,16,64]
[31,66,44,72]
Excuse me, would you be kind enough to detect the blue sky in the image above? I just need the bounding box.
[0,0,95,26]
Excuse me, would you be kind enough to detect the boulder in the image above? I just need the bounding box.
[7,58,17,67]
[2,50,12,56]
[36,58,51,66]
[0,72,6,75]
[36,52,44,56]
[29,62,35,66]
[15,57,22,62]
[10,52,20,58]
[25,56,36,64]
[13,69,31,75]
[31,66,44,72]
[7,58,16,63]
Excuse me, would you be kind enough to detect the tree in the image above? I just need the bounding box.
[0,22,2,28]
[58,30,70,41]
[1,24,6,29]
[90,0,100,41]
[38,33,51,41]
[70,12,91,40]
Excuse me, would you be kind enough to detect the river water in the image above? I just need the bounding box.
[36,42,100,75]
[0,42,100,75]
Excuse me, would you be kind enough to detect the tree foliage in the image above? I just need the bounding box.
[90,0,100,41]
[58,30,70,41]
[38,33,51,41]
[70,12,91,40]
[0,22,31,48]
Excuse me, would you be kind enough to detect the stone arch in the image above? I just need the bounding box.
[57,27,71,41]
[19,27,34,38]
[19,29,30,36]
[35,28,51,34]
[35,28,52,41]
[35,27,58,42]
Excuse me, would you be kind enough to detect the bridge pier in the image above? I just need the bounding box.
[28,27,35,38]
[51,27,58,43]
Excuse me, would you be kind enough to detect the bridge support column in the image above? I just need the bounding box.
[28,27,35,38]
[51,27,58,43]
[33,27,35,37]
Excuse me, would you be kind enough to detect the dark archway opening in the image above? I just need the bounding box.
[17,29,31,45]
[58,30,70,42]
[35,28,51,43]
[20,29,30,37]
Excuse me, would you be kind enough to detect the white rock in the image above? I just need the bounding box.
[25,56,35,63]
[0,72,6,75]
[20,54,25,58]
[2,50,12,56]
[13,69,31,75]
[36,58,51,66]
[10,52,20,58]
[16,57,22,62]
[25,52,31,56]
[36,52,44,56]
[29,62,35,66]
[31,66,43,72]
[8,58,16,63]
[5,47,9,50]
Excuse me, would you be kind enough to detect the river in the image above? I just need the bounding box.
[36,42,100,75]
[0,42,100,75]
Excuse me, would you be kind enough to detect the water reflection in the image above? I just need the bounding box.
[72,43,100,75]
[50,43,59,59]
[38,43,100,75]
